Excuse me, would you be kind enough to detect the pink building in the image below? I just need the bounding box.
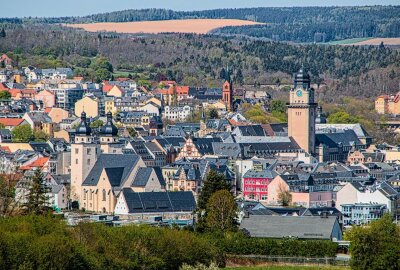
[35,89,55,108]
[243,169,276,201]
[267,175,335,207]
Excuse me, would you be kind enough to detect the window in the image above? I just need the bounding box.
[87,148,91,154]
[75,159,78,165]
[102,189,106,201]
[83,190,87,200]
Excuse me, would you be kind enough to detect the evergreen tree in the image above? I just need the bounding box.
[0,28,5,38]
[208,108,219,119]
[197,170,230,210]
[23,169,50,215]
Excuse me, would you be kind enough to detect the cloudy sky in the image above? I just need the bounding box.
[1,0,398,17]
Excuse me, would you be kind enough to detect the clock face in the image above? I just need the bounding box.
[296,90,303,97]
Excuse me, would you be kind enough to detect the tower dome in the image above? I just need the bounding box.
[294,66,311,89]
[76,112,92,135]
[100,111,118,136]
[315,106,327,124]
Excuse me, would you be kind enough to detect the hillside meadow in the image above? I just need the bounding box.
[66,19,263,34]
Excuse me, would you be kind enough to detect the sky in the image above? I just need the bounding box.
[0,0,398,18]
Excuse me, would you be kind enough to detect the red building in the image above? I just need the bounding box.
[243,169,276,201]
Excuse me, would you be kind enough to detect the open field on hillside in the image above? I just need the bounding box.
[67,19,262,34]
[345,38,400,46]
[326,38,373,45]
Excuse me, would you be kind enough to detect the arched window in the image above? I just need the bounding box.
[83,189,87,200]
[102,189,106,201]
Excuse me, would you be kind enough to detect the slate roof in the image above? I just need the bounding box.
[243,169,276,179]
[29,142,53,153]
[236,125,266,136]
[164,126,187,137]
[211,142,241,159]
[122,188,196,213]
[192,137,222,155]
[50,184,64,194]
[188,87,222,100]
[132,167,154,187]
[240,215,341,240]
[262,123,288,136]
[316,123,370,139]
[82,154,140,187]
[206,119,230,130]
[316,130,361,147]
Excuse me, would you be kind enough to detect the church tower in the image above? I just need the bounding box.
[287,67,317,155]
[99,111,120,153]
[222,68,233,112]
[70,112,99,205]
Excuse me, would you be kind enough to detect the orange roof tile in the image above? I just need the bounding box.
[0,83,8,91]
[0,118,24,127]
[0,146,11,153]
[29,157,49,168]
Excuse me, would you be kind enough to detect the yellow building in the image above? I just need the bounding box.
[75,96,99,118]
[48,108,69,124]
[104,97,117,114]
[107,85,124,97]
[375,93,400,115]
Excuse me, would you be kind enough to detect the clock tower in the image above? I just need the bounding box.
[287,67,317,155]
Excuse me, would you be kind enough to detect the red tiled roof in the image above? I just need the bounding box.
[0,146,11,153]
[20,157,49,171]
[8,89,36,98]
[103,84,113,92]
[0,83,8,91]
[0,118,24,127]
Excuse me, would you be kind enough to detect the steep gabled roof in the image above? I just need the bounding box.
[82,154,140,187]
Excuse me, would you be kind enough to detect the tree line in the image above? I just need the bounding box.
[17,6,400,43]
[0,25,398,100]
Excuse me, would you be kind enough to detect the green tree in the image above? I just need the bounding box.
[0,90,11,100]
[270,99,286,114]
[0,174,17,216]
[208,108,219,119]
[277,183,292,206]
[327,111,359,124]
[0,123,5,129]
[23,169,50,215]
[33,130,49,142]
[89,119,104,128]
[197,170,231,210]
[206,190,237,232]
[12,124,33,143]
[346,214,400,270]
[127,127,137,138]
[0,28,5,38]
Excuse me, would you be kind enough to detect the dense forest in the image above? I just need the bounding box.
[0,24,399,99]
[14,6,400,43]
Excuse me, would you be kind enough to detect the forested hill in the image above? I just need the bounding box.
[20,6,400,42]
